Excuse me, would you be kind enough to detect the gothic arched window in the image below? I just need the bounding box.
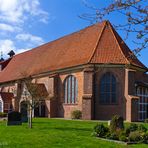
[64,75,78,104]
[100,72,117,104]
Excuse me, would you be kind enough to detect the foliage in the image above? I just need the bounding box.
[0,112,7,118]
[110,115,124,132]
[128,131,143,142]
[119,135,127,142]
[144,118,148,123]
[108,133,119,140]
[8,111,21,121]
[125,123,138,136]
[93,115,148,144]
[119,131,127,142]
[71,110,82,119]
[138,124,147,132]
[142,131,148,144]
[94,123,109,138]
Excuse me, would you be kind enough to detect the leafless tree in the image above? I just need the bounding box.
[21,76,49,128]
[80,0,148,55]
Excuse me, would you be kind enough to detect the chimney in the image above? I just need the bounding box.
[8,50,15,58]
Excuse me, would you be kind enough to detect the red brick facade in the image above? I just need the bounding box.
[0,21,148,122]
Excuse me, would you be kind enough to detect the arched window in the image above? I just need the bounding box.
[0,99,3,112]
[100,72,117,104]
[64,75,78,104]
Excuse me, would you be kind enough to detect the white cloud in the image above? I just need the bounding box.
[0,23,21,32]
[0,0,49,24]
[0,39,30,58]
[0,39,16,55]
[15,48,30,54]
[0,0,49,58]
[16,33,44,46]
[0,23,14,32]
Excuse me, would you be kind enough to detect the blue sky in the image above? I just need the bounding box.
[0,0,147,67]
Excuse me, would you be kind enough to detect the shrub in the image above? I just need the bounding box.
[138,124,147,132]
[119,135,127,142]
[125,123,138,136]
[0,112,7,118]
[71,110,82,119]
[94,123,109,138]
[119,131,127,142]
[129,131,142,142]
[129,123,138,132]
[142,131,148,143]
[144,118,148,123]
[109,133,119,140]
[110,115,124,132]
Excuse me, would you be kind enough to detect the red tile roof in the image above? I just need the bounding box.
[0,58,12,70]
[0,21,147,83]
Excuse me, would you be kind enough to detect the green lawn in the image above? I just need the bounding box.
[0,118,148,148]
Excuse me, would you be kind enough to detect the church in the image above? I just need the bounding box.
[0,21,148,122]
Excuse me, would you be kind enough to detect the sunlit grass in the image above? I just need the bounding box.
[0,118,147,148]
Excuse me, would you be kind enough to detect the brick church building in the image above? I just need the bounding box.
[0,21,148,122]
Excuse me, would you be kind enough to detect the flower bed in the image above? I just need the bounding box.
[92,115,148,144]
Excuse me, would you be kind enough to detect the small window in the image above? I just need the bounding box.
[100,72,117,104]
[64,75,78,104]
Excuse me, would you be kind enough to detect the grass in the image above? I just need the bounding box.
[0,118,148,148]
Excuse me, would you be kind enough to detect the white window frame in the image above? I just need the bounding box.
[137,87,148,121]
[0,96,4,112]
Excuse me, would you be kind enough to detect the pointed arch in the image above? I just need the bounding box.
[64,75,78,104]
[100,72,117,104]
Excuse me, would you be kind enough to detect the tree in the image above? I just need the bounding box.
[21,76,49,128]
[80,0,148,55]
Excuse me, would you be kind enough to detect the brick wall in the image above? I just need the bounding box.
[58,71,83,118]
[94,67,126,120]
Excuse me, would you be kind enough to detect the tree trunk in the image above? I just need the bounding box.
[30,109,32,128]
[28,109,32,129]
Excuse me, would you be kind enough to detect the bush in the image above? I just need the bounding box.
[125,123,138,136]
[138,124,147,132]
[0,112,7,118]
[144,119,148,123]
[119,131,127,142]
[109,133,119,140]
[94,123,109,138]
[71,110,82,119]
[119,135,127,142]
[110,115,124,132]
[142,131,148,143]
[129,131,142,142]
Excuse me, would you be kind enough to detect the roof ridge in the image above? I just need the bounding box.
[88,21,107,63]
[107,22,130,64]
[11,23,104,58]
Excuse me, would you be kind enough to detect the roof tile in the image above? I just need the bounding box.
[0,21,147,83]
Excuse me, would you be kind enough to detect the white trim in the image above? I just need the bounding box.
[0,95,4,112]
[137,87,148,121]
